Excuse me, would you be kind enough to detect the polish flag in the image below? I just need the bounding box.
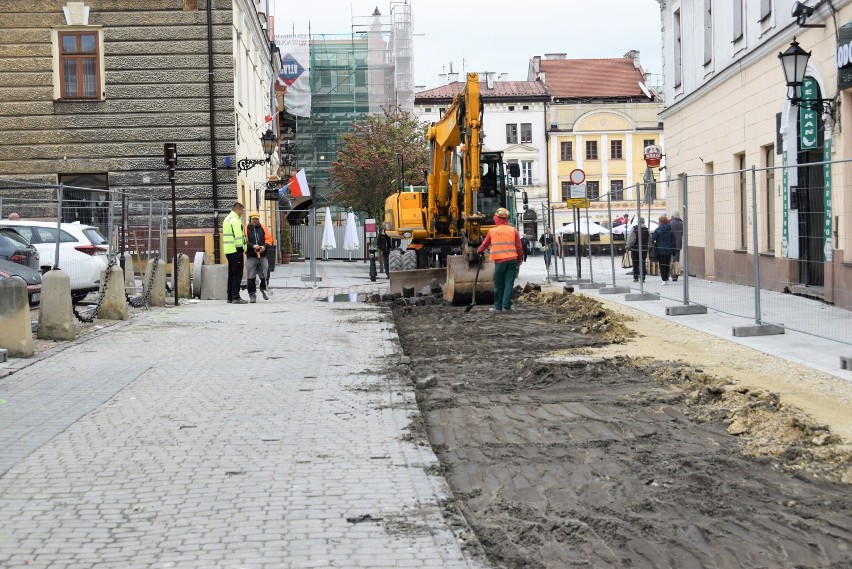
[264,115,273,123]
[284,168,310,197]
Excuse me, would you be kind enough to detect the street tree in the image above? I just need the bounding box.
[329,107,429,220]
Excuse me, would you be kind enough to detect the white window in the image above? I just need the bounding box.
[759,0,772,21]
[733,0,744,42]
[704,0,713,66]
[673,10,682,87]
[521,161,533,185]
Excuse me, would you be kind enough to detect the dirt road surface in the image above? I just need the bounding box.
[392,291,852,568]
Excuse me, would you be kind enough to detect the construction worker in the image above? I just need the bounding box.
[245,211,271,302]
[223,201,247,304]
[476,207,523,313]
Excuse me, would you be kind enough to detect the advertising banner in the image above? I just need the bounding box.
[274,34,311,117]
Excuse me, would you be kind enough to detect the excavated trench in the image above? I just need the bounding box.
[393,292,852,569]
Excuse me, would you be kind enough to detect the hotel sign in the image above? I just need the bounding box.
[836,22,852,90]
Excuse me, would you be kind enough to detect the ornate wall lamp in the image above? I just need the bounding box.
[778,38,836,122]
[238,129,278,174]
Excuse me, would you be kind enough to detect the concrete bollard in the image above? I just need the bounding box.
[0,276,34,358]
[38,269,76,341]
[200,264,228,300]
[144,258,166,307]
[122,253,136,289]
[99,264,129,320]
[178,254,191,298]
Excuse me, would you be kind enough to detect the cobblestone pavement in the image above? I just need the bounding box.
[0,277,482,568]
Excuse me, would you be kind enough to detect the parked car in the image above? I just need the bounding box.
[0,220,108,302]
[0,258,42,308]
[0,229,40,270]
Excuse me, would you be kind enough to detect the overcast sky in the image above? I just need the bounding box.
[270,0,664,90]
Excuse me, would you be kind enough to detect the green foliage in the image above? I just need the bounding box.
[329,107,430,220]
[280,219,293,255]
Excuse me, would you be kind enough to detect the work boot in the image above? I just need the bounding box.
[233,298,248,305]
[250,295,257,303]
[261,289,268,300]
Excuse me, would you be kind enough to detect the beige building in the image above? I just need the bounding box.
[529,53,664,229]
[658,0,852,308]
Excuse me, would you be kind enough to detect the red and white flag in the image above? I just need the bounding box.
[284,168,310,197]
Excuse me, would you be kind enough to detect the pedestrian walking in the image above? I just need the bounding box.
[669,211,684,281]
[520,235,530,262]
[223,201,247,304]
[627,217,650,283]
[652,216,677,285]
[376,228,398,278]
[539,230,555,270]
[477,207,523,313]
[245,211,271,302]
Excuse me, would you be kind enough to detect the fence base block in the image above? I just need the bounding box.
[732,323,785,337]
[625,292,659,302]
[578,282,605,289]
[599,286,631,294]
[666,304,708,316]
[563,278,591,285]
[839,356,852,370]
[301,275,323,282]
[0,348,7,363]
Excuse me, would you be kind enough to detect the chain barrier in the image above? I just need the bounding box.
[72,256,116,323]
[126,252,160,308]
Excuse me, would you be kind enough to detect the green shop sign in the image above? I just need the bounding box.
[800,77,819,150]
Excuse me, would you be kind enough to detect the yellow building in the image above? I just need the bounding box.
[529,53,664,228]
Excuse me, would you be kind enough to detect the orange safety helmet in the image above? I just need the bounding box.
[495,207,510,219]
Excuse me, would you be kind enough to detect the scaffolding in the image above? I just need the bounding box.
[289,2,413,208]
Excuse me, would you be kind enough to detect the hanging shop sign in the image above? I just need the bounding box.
[836,22,852,90]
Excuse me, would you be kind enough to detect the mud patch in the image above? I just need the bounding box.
[394,292,852,568]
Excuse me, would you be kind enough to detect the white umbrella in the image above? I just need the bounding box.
[611,217,659,235]
[556,218,610,235]
[343,210,359,260]
[321,206,336,259]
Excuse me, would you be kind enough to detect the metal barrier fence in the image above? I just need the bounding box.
[554,159,852,346]
[0,179,170,307]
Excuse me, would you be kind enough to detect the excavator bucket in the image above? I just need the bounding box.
[444,255,494,306]
[388,268,448,296]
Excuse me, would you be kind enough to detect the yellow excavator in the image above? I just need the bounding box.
[384,72,520,304]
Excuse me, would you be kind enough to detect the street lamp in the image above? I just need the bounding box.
[238,128,278,174]
[778,38,835,119]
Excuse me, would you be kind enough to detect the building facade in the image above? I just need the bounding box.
[529,53,665,230]
[414,76,550,239]
[658,0,852,308]
[0,0,277,262]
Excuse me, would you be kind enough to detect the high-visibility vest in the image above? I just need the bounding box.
[488,224,518,262]
[223,211,245,254]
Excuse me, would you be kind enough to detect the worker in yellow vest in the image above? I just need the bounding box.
[476,207,523,313]
[223,201,247,304]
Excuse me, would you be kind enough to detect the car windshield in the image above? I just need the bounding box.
[82,228,107,245]
[0,228,30,246]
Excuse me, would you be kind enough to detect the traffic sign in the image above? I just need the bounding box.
[566,198,589,209]
[570,183,587,199]
[569,168,585,185]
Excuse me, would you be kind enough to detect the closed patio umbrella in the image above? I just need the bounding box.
[321,206,336,259]
[343,209,359,261]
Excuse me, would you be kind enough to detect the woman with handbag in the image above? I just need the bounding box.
[652,216,677,285]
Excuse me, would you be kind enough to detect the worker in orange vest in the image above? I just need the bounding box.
[476,207,523,313]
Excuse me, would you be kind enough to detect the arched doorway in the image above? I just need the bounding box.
[522,209,538,240]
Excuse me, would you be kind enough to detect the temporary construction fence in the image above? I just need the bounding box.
[0,179,172,319]
[553,158,852,347]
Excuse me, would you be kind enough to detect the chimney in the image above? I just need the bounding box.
[533,55,541,74]
[624,49,641,68]
[486,72,494,90]
[544,53,567,60]
[498,73,508,81]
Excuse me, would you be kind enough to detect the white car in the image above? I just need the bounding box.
[0,220,108,302]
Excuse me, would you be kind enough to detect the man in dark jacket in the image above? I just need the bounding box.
[626,218,651,283]
[652,216,678,285]
[668,212,684,281]
[245,211,271,302]
[376,229,398,277]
